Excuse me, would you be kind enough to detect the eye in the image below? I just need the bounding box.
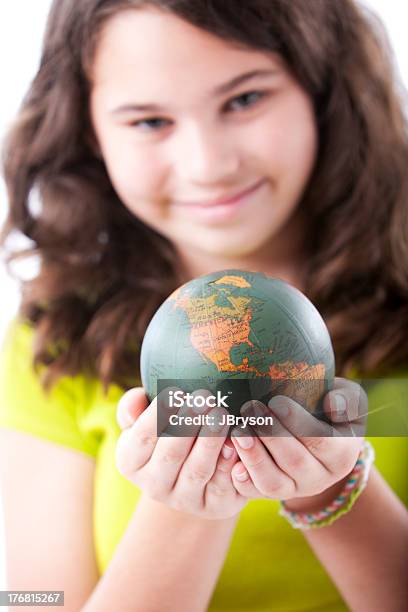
[129,117,172,132]
[128,90,268,132]
[225,90,268,112]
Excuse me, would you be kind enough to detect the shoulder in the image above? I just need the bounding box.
[0,316,101,458]
[1,316,35,353]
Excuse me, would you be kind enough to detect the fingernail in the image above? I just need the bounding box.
[222,444,233,459]
[334,393,347,416]
[191,392,208,413]
[118,394,135,427]
[242,400,265,417]
[254,404,265,418]
[250,401,265,418]
[232,429,254,449]
[124,411,135,427]
[268,397,289,417]
[235,467,249,481]
[241,401,254,416]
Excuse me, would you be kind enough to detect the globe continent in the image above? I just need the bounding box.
[140,269,335,416]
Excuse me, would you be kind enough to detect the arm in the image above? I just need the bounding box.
[82,493,238,612]
[283,466,408,612]
[0,428,237,612]
[82,388,245,611]
[0,429,99,612]
[229,379,408,611]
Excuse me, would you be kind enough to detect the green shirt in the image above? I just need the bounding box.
[0,320,407,611]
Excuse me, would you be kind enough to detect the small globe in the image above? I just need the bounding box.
[140,269,335,418]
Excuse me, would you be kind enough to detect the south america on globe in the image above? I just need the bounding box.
[140,269,335,425]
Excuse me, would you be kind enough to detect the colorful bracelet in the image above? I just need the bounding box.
[278,440,375,530]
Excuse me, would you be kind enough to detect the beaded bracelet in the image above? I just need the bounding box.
[278,440,375,530]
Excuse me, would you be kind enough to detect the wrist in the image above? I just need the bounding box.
[140,492,242,525]
[279,441,375,530]
[281,471,353,513]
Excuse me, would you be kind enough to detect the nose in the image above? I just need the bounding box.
[174,121,241,184]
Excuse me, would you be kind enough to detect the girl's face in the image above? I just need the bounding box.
[89,8,318,268]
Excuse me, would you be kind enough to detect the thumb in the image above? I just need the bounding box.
[116,387,150,430]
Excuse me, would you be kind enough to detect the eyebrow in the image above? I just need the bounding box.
[110,68,278,114]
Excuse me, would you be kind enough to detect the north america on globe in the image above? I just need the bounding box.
[140,269,335,414]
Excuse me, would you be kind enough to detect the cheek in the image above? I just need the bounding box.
[251,94,317,180]
[104,146,166,204]
[278,99,318,177]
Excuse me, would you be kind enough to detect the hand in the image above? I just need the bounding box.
[115,387,248,520]
[227,377,367,507]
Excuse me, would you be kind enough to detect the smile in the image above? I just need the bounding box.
[175,178,267,208]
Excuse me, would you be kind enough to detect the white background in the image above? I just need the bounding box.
[0,0,407,594]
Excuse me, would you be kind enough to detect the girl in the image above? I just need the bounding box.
[0,1,407,610]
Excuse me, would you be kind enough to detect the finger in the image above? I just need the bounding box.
[116,387,149,430]
[215,440,237,473]
[122,388,213,497]
[323,378,368,436]
[267,395,335,438]
[268,383,365,471]
[205,442,243,503]
[230,460,264,498]
[243,393,364,482]
[160,388,213,438]
[145,388,220,497]
[145,396,204,492]
[243,401,331,482]
[116,390,166,476]
[247,401,363,487]
[173,407,229,507]
[230,427,296,499]
[298,435,364,477]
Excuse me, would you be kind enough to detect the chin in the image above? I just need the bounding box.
[193,237,271,260]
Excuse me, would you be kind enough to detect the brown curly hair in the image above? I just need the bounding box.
[1,0,408,395]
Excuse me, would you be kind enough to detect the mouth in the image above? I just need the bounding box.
[171,178,268,224]
[174,178,267,208]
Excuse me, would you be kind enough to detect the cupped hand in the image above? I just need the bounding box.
[228,377,368,502]
[115,387,248,519]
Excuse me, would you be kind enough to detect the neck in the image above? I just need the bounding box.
[175,209,309,292]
